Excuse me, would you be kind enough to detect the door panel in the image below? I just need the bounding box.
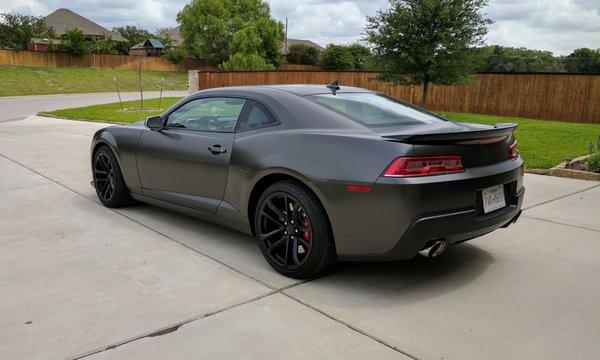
[137,129,234,213]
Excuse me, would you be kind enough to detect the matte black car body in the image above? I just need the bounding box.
[91,85,524,262]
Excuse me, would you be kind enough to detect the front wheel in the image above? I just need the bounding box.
[92,145,132,208]
[255,181,336,279]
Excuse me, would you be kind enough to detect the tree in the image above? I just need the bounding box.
[0,13,55,50]
[365,0,492,107]
[321,45,356,70]
[113,25,151,47]
[165,47,187,64]
[564,48,600,74]
[477,45,564,73]
[219,53,275,70]
[286,44,319,65]
[62,28,88,56]
[177,0,284,67]
[347,43,374,70]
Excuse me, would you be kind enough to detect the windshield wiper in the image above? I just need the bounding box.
[170,123,186,128]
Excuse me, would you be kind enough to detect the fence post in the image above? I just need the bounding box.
[188,70,199,93]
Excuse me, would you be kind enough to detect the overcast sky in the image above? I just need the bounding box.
[1,0,598,55]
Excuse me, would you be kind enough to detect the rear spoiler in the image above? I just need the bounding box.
[382,123,518,145]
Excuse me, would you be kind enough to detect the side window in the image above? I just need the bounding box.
[166,97,246,133]
[237,101,277,132]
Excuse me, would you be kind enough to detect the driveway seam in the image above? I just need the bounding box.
[521,214,600,233]
[1,152,419,360]
[68,291,278,360]
[522,183,600,211]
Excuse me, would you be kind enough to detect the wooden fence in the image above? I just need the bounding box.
[196,70,600,123]
[0,49,217,72]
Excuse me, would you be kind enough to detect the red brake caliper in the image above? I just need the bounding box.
[303,218,310,242]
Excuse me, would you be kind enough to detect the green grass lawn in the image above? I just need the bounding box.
[438,111,600,169]
[42,97,182,123]
[0,66,188,97]
[44,99,600,169]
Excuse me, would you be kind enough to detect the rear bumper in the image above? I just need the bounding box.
[331,158,525,261]
[339,188,523,261]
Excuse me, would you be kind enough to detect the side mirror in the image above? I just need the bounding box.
[145,115,163,130]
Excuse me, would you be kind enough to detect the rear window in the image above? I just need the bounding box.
[307,92,446,127]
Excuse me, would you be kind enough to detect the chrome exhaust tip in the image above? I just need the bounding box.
[419,240,448,259]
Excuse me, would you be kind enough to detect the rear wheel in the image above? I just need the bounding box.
[255,181,336,279]
[93,145,132,208]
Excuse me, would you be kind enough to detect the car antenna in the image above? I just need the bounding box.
[326,80,340,95]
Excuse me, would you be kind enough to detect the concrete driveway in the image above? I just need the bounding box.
[1,115,599,360]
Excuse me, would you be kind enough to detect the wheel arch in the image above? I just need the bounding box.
[247,172,333,240]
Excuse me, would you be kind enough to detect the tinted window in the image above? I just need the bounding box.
[308,93,446,127]
[166,97,246,132]
[236,101,277,131]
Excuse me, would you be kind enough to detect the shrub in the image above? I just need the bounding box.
[165,47,187,64]
[62,28,88,56]
[286,44,319,65]
[321,44,355,70]
[587,153,600,173]
[219,53,275,71]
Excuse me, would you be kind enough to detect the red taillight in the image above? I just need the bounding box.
[383,156,464,177]
[509,140,519,160]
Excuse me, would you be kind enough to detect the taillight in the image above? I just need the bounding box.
[383,156,464,177]
[509,140,519,160]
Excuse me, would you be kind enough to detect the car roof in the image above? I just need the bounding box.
[200,84,374,97]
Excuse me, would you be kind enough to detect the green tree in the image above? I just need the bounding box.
[219,53,274,71]
[321,44,355,70]
[112,25,152,47]
[564,48,600,74]
[286,44,320,65]
[366,0,492,107]
[477,45,564,72]
[177,0,284,67]
[165,47,187,64]
[62,28,88,56]
[0,13,55,50]
[347,43,374,70]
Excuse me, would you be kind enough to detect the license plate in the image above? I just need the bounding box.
[482,185,506,214]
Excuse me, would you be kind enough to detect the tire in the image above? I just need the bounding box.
[92,145,132,208]
[255,180,336,279]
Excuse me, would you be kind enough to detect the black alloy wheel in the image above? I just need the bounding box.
[94,152,115,202]
[255,181,336,278]
[257,192,314,270]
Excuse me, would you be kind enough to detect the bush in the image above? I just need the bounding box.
[219,53,275,71]
[62,28,88,56]
[587,153,600,173]
[165,47,187,64]
[286,44,319,65]
[321,44,355,70]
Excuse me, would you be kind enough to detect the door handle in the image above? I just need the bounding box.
[208,145,227,154]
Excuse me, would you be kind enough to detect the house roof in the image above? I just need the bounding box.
[44,8,127,41]
[281,39,325,54]
[131,39,165,50]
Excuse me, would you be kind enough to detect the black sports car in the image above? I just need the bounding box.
[91,83,524,278]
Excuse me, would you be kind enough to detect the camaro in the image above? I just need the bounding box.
[91,83,524,278]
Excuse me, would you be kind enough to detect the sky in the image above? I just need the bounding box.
[0,0,598,55]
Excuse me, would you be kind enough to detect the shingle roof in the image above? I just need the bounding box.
[281,39,325,54]
[158,26,183,47]
[131,39,165,50]
[44,8,127,41]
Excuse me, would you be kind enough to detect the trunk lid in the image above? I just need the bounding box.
[377,122,518,167]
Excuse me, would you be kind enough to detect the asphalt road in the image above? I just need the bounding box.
[0,91,188,123]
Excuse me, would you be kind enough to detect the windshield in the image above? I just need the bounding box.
[307,92,446,127]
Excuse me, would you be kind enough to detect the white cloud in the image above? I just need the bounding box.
[0,0,598,54]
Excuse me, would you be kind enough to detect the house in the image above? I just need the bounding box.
[281,38,324,54]
[130,39,165,56]
[28,8,127,51]
[160,26,183,47]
